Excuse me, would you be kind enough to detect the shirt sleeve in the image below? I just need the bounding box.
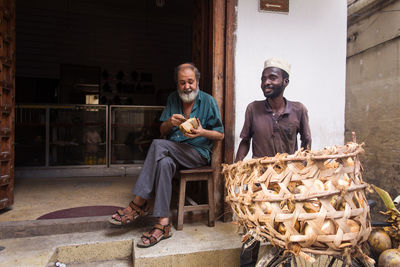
[299,105,312,149]
[205,97,224,133]
[240,103,253,140]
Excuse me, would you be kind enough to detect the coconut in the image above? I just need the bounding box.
[295,185,307,195]
[304,223,317,239]
[346,219,360,233]
[288,181,300,192]
[368,229,392,256]
[321,220,336,235]
[346,158,354,166]
[324,180,336,191]
[260,202,272,214]
[303,201,321,213]
[277,221,301,234]
[312,180,324,192]
[378,249,400,267]
[338,173,351,187]
[330,195,345,211]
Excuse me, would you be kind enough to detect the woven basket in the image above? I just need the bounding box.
[223,142,371,260]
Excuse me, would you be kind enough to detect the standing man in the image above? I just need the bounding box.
[236,58,311,266]
[109,63,224,248]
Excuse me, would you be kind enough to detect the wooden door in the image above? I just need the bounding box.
[192,0,212,95]
[0,0,15,210]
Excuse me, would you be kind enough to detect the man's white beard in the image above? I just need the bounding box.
[178,87,199,103]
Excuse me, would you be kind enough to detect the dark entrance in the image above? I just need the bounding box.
[4,0,236,218]
[14,0,213,168]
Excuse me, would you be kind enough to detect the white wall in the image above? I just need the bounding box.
[234,0,347,158]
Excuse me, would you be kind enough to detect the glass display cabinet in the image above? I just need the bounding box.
[15,104,164,168]
[49,105,107,166]
[15,105,46,166]
[109,105,163,165]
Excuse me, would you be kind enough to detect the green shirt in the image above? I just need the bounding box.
[160,90,224,163]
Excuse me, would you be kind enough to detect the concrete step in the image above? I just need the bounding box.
[0,216,111,239]
[0,210,208,239]
[0,214,171,239]
[65,259,133,267]
[0,221,245,267]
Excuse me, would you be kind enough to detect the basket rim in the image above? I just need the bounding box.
[223,143,364,169]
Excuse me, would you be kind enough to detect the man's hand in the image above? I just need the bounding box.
[169,114,186,127]
[160,114,186,136]
[234,138,251,163]
[184,118,224,141]
[184,118,204,139]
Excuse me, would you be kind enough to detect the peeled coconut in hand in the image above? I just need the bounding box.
[179,118,198,134]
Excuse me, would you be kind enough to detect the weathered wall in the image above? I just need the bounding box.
[346,0,400,213]
[235,0,347,158]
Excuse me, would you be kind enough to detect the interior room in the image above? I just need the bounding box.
[15,0,211,169]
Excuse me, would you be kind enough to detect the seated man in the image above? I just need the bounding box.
[109,63,224,248]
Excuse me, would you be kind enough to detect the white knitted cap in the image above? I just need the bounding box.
[264,57,291,75]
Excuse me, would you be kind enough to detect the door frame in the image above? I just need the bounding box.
[0,0,16,210]
[211,0,237,220]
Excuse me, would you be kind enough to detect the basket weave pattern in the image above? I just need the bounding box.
[223,142,371,257]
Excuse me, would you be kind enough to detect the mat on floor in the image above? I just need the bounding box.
[37,205,123,220]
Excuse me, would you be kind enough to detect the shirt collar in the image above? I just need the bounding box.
[264,97,292,114]
[192,90,202,111]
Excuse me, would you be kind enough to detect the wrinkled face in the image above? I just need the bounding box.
[261,67,288,99]
[177,68,199,103]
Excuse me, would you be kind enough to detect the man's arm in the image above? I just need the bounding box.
[234,103,253,162]
[160,114,186,137]
[184,119,224,141]
[234,138,250,162]
[299,106,312,150]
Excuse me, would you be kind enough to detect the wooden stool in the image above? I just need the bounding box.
[177,166,215,230]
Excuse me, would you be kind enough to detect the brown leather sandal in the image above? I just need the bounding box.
[108,201,149,226]
[137,223,172,248]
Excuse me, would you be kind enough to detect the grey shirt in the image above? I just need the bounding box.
[240,98,311,158]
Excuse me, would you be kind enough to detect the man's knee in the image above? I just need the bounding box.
[159,156,176,173]
[151,139,169,147]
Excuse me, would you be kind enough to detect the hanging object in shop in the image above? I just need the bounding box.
[259,0,289,13]
[155,0,166,8]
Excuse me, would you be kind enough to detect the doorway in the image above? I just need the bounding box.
[15,0,213,170]
[3,0,236,218]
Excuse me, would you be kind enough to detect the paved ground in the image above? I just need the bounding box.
[0,175,137,222]
[0,175,246,266]
[0,175,339,266]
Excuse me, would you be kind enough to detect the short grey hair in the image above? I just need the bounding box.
[174,63,201,83]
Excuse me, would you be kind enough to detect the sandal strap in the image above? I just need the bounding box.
[129,201,148,216]
[116,209,129,224]
[116,210,125,217]
[153,223,171,237]
[141,223,171,246]
[141,233,158,245]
